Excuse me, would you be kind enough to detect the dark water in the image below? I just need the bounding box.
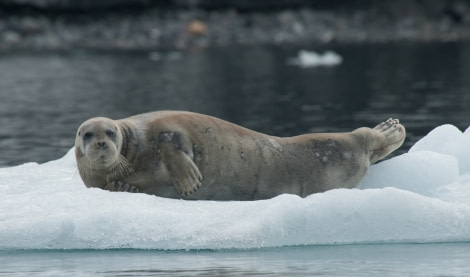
[2,243,470,276]
[0,42,470,166]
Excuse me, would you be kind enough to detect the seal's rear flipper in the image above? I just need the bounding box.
[370,118,406,164]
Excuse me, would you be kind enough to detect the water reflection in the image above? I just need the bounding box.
[2,244,470,276]
[0,42,469,166]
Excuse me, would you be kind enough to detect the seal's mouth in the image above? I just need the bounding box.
[90,158,117,170]
[85,147,118,167]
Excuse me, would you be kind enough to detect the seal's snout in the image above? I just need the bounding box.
[97,141,106,148]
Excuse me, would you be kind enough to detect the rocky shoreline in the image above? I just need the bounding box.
[1,1,470,51]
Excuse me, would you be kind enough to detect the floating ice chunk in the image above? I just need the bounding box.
[1,124,470,250]
[434,175,470,204]
[288,50,342,67]
[358,151,459,196]
[410,124,470,173]
[410,124,462,153]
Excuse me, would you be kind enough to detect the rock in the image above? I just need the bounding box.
[0,0,153,10]
[186,19,208,36]
[0,0,469,50]
[173,0,308,10]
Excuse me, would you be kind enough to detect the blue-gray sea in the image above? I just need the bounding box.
[1,42,470,276]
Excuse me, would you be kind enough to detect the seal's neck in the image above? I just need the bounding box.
[116,121,139,164]
[77,154,134,184]
[106,155,135,180]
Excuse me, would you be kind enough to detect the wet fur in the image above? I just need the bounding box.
[75,111,406,200]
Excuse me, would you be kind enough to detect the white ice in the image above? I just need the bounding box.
[1,124,470,250]
[288,50,343,67]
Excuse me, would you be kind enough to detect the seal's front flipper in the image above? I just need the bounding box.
[158,131,203,197]
[104,180,141,193]
[164,150,203,196]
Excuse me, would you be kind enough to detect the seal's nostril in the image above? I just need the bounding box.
[97,141,106,147]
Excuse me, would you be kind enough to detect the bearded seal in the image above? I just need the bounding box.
[75,111,406,200]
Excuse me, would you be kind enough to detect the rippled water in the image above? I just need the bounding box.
[0,42,469,166]
[2,244,470,277]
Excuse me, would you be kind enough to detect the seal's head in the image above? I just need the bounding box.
[75,117,123,169]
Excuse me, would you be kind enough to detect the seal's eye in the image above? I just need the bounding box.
[83,132,93,140]
[106,130,115,137]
